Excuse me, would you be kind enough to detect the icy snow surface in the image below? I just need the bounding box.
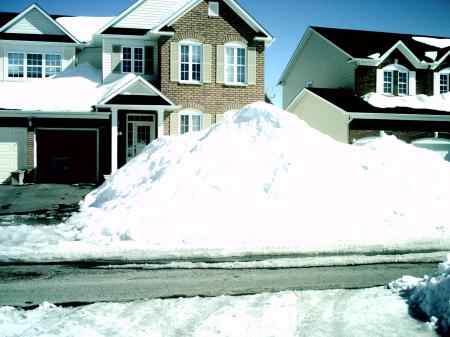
[0,63,136,112]
[413,36,450,49]
[56,16,114,42]
[1,102,450,262]
[0,288,438,337]
[362,92,450,112]
[390,255,450,334]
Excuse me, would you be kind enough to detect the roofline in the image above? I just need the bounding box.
[96,0,147,35]
[286,87,348,116]
[152,0,273,44]
[0,3,80,44]
[0,110,110,119]
[349,112,450,122]
[434,49,450,70]
[96,104,181,111]
[376,40,425,69]
[98,75,177,106]
[278,26,354,85]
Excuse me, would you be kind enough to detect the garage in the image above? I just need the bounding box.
[36,129,98,184]
[412,138,450,162]
[0,128,27,184]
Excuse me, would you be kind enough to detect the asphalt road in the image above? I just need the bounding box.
[0,262,436,307]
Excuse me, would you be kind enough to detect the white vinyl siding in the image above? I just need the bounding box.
[4,8,65,35]
[113,0,182,29]
[282,31,355,109]
[0,46,4,80]
[288,90,349,143]
[78,48,102,69]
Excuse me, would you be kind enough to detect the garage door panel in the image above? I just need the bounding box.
[0,128,27,183]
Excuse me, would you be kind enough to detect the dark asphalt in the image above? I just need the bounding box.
[0,184,94,215]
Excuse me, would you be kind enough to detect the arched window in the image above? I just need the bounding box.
[379,64,410,96]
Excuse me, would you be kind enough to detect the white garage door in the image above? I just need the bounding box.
[0,128,27,183]
[412,138,450,162]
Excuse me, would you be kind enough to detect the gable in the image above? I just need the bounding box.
[3,8,65,35]
[111,0,187,30]
[120,80,157,96]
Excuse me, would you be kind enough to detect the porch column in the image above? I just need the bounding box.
[157,109,165,137]
[111,108,118,173]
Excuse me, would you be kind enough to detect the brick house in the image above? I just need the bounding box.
[0,0,273,184]
[279,26,450,161]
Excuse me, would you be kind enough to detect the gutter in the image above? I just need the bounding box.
[0,110,110,119]
[348,112,450,122]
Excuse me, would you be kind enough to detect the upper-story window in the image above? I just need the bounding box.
[383,71,393,94]
[398,71,408,95]
[225,43,246,84]
[179,110,202,134]
[440,74,449,94]
[122,47,143,74]
[179,42,202,83]
[7,52,62,79]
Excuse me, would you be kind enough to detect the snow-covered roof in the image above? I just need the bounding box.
[0,63,169,112]
[56,16,114,43]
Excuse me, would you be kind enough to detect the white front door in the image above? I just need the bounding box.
[126,114,156,162]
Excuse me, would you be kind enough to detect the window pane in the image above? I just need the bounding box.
[192,115,201,131]
[180,115,189,134]
[27,54,42,78]
[237,65,245,83]
[123,48,132,73]
[8,53,24,78]
[134,48,143,73]
[237,48,245,66]
[123,60,132,73]
[398,72,408,95]
[383,71,392,94]
[192,45,201,63]
[45,54,62,77]
[440,74,449,94]
[181,45,189,62]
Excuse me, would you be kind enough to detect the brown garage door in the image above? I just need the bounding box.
[37,130,97,184]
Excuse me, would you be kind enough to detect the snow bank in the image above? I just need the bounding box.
[0,63,136,112]
[413,36,450,49]
[362,92,450,112]
[56,16,114,42]
[67,102,450,253]
[389,255,450,334]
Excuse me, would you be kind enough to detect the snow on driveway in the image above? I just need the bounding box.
[0,287,438,337]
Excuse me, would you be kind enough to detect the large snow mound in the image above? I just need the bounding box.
[67,101,450,253]
[389,255,450,334]
[362,92,450,112]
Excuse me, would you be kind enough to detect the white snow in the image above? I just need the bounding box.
[0,63,137,112]
[56,16,114,43]
[368,52,381,59]
[0,102,449,263]
[390,255,450,334]
[413,36,450,49]
[425,51,438,61]
[0,288,438,337]
[362,92,450,112]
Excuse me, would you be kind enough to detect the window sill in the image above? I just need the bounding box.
[178,81,203,86]
[224,82,248,87]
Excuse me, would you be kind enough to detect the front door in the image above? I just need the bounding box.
[126,114,156,162]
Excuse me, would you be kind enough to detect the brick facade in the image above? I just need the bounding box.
[355,66,376,96]
[158,0,265,135]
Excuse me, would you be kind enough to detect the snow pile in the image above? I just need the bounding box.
[56,16,114,42]
[64,102,450,254]
[413,36,450,49]
[362,92,450,112]
[389,255,450,334]
[0,62,136,112]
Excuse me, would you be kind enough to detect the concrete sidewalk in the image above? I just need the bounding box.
[0,184,95,215]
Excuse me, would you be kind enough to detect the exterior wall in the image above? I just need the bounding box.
[416,69,433,96]
[282,31,355,109]
[0,46,4,80]
[355,66,376,96]
[4,8,64,35]
[102,37,157,83]
[0,43,75,81]
[350,119,450,143]
[288,91,349,143]
[159,0,265,135]
[113,0,181,29]
[78,47,102,68]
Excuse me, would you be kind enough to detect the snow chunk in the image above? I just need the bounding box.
[362,92,450,112]
[389,255,450,334]
[413,36,450,49]
[425,51,438,61]
[56,16,114,42]
[368,52,381,59]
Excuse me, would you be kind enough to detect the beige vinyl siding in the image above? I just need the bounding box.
[0,46,4,80]
[282,31,355,109]
[113,0,182,29]
[78,47,102,69]
[289,91,350,143]
[4,8,64,35]
[203,113,211,129]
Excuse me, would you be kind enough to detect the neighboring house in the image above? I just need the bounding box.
[279,26,450,161]
[0,0,273,184]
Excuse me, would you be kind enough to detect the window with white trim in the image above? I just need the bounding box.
[179,42,202,82]
[122,47,144,74]
[440,74,449,94]
[383,71,393,94]
[7,52,62,79]
[398,71,408,95]
[179,111,202,134]
[225,44,246,84]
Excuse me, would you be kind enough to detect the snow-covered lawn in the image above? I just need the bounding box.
[0,102,449,263]
[0,287,438,337]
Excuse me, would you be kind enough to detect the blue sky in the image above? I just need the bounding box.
[1,0,450,106]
